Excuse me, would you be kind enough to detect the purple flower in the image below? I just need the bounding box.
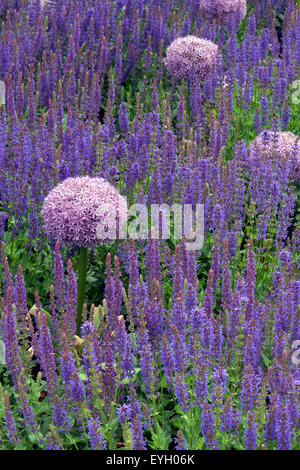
[276,403,292,450]
[245,411,257,450]
[3,390,19,446]
[38,313,59,396]
[42,176,127,249]
[60,332,85,403]
[201,403,218,450]
[45,435,61,450]
[165,36,219,81]
[251,131,299,180]
[80,321,96,337]
[174,373,190,413]
[116,404,132,425]
[131,416,146,450]
[0,212,8,238]
[194,364,208,406]
[87,417,107,450]
[53,399,71,433]
[16,381,39,433]
[174,430,187,450]
[221,396,241,433]
[211,365,228,403]
[1,285,25,389]
[200,0,247,22]
[241,364,260,411]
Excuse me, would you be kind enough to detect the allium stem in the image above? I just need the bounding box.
[76,246,88,335]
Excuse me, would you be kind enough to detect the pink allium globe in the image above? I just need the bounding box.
[251,131,300,179]
[200,0,247,22]
[42,176,127,249]
[165,36,219,81]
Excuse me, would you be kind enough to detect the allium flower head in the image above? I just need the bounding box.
[165,36,219,81]
[31,0,54,8]
[251,131,300,179]
[200,0,247,22]
[42,176,127,249]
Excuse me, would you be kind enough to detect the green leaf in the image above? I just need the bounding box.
[149,423,172,450]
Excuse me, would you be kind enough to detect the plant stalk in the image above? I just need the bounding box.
[76,246,88,335]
